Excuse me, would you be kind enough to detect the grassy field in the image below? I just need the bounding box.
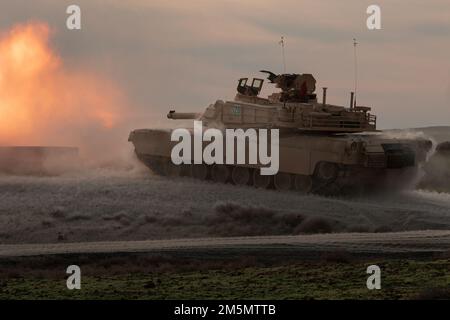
[1,257,450,300]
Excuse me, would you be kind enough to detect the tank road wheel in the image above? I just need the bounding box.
[231,166,250,186]
[315,162,339,182]
[274,172,292,191]
[163,160,182,177]
[253,170,271,189]
[211,165,230,184]
[191,164,209,180]
[294,175,313,194]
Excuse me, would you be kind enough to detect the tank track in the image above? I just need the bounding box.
[136,153,342,195]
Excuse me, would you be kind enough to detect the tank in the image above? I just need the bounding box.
[129,70,432,194]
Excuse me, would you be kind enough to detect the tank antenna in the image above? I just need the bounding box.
[353,38,358,108]
[279,36,286,73]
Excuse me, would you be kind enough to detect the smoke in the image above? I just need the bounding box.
[380,129,436,149]
[377,129,440,190]
[381,129,450,194]
[420,142,450,192]
[0,22,135,170]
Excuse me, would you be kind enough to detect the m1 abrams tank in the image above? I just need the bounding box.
[129,70,432,194]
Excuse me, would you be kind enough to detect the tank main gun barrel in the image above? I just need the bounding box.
[167,110,199,120]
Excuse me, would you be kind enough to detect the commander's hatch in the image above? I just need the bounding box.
[237,77,264,97]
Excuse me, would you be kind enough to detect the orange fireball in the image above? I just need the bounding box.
[0,22,125,146]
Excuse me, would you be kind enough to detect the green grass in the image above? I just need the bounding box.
[1,259,450,299]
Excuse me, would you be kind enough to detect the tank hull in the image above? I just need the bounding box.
[129,128,431,194]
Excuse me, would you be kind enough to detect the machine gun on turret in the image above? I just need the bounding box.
[260,70,317,103]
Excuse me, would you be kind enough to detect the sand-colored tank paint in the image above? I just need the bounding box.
[129,70,432,194]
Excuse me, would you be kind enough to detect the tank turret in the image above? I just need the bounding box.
[169,70,376,133]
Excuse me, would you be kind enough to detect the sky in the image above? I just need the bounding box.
[0,0,449,130]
